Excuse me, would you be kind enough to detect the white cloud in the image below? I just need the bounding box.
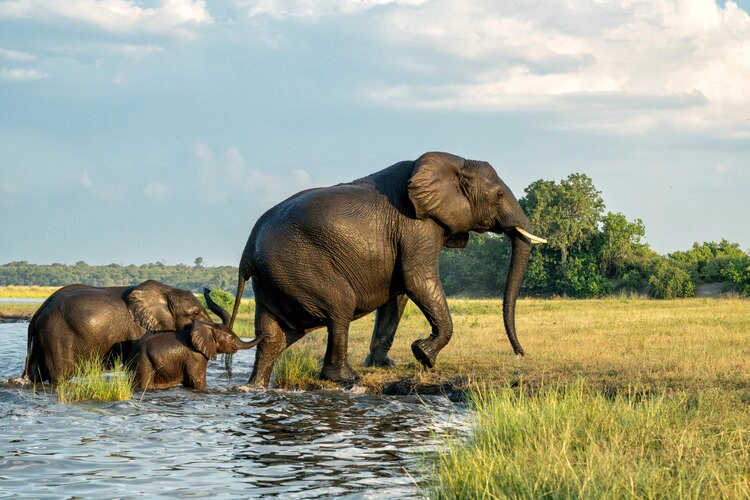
[0,0,213,37]
[0,67,47,79]
[143,182,171,201]
[361,0,750,136]
[238,0,427,18]
[192,143,318,205]
[0,47,36,61]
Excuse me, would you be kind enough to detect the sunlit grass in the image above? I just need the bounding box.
[0,285,60,299]
[233,296,750,396]
[428,380,750,498]
[270,346,325,390]
[55,357,134,403]
[5,296,750,396]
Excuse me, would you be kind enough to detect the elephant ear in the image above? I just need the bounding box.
[124,280,176,331]
[408,152,474,234]
[190,322,217,360]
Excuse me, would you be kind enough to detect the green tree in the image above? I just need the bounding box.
[520,173,607,297]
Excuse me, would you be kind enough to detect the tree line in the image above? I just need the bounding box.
[0,261,239,294]
[441,173,750,298]
[2,173,749,298]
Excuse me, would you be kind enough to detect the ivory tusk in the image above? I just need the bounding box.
[515,227,547,244]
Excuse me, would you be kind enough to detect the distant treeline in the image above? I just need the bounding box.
[2,173,749,299]
[0,261,242,295]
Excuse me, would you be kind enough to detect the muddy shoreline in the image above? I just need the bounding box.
[0,313,32,323]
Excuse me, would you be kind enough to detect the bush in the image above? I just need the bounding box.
[558,257,611,298]
[649,259,696,299]
[721,257,750,295]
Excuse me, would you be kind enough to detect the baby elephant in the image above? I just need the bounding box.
[130,321,262,390]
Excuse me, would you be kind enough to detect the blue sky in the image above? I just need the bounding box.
[1,0,749,266]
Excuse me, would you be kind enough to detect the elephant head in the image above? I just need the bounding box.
[125,280,213,332]
[189,320,263,360]
[408,152,546,356]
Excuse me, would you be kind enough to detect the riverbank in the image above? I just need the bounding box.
[3,296,749,399]
[232,297,750,401]
[0,303,38,323]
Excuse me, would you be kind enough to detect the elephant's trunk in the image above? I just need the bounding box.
[204,288,231,326]
[235,334,264,350]
[503,232,532,355]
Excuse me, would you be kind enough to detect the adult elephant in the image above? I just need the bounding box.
[24,280,229,384]
[228,152,546,386]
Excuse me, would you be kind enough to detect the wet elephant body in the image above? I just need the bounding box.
[25,280,216,384]
[228,152,545,386]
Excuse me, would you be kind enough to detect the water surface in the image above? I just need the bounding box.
[0,322,466,498]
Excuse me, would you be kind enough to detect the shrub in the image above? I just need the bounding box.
[721,257,750,296]
[558,256,611,298]
[649,259,696,299]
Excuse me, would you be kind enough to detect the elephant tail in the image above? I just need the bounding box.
[22,328,33,379]
[225,259,253,374]
[228,267,251,332]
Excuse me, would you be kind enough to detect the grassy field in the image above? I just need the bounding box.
[234,297,750,398]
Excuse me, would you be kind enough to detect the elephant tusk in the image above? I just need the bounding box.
[515,227,547,244]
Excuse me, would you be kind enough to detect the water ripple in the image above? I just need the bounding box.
[0,322,467,498]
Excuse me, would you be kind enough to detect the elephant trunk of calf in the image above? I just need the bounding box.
[503,232,531,356]
[235,335,263,350]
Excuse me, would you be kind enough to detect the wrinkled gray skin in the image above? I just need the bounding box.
[229,152,536,386]
[24,280,215,384]
[130,319,262,390]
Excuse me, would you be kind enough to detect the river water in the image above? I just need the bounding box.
[0,322,467,498]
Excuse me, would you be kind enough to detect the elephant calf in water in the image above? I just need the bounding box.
[129,321,263,390]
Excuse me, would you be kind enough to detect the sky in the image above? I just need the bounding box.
[1,0,749,266]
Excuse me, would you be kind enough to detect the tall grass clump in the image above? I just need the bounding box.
[55,358,134,403]
[271,347,320,390]
[429,380,749,499]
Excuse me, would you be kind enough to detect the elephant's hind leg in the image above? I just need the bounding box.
[321,316,358,383]
[365,294,407,368]
[248,307,303,387]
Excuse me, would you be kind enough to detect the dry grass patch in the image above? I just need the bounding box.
[232,297,750,396]
[0,285,60,299]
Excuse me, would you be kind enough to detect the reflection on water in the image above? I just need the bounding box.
[0,322,467,498]
[0,297,45,303]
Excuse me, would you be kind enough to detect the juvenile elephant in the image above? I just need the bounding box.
[228,152,546,386]
[24,280,222,384]
[129,320,263,390]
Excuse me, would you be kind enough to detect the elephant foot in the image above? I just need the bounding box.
[411,339,437,369]
[364,353,397,368]
[321,363,360,384]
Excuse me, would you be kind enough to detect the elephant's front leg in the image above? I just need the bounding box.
[404,273,453,369]
[321,316,358,383]
[364,294,408,368]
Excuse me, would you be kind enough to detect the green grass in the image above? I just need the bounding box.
[55,357,134,403]
[428,380,750,499]
[270,346,325,390]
